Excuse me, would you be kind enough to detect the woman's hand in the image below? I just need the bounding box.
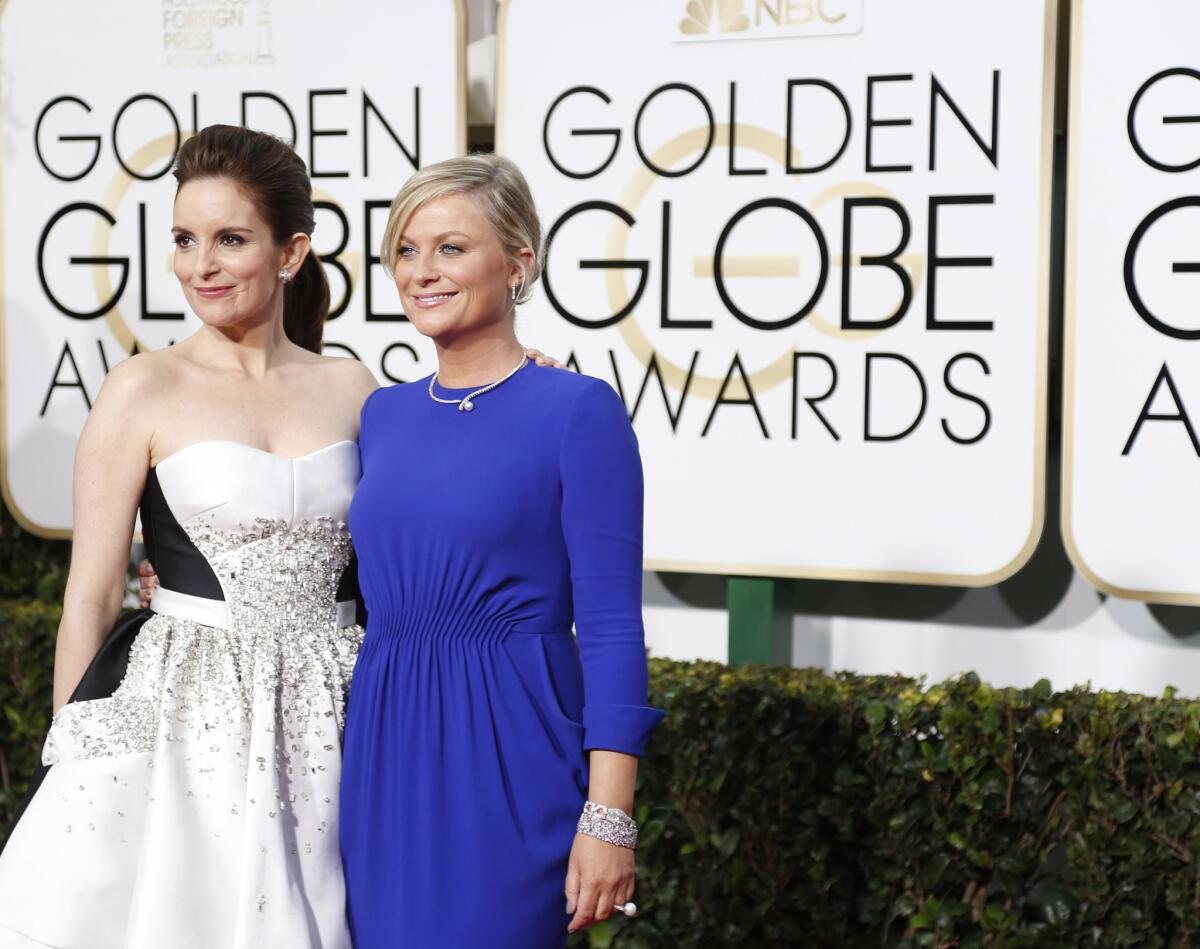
[138,560,158,608]
[525,348,564,369]
[564,832,635,934]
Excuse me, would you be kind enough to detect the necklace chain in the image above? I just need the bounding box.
[428,351,528,412]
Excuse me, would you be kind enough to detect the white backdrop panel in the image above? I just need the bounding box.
[1,0,465,536]
[498,0,1055,583]
[1065,1,1200,603]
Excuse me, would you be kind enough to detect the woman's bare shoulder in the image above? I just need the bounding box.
[95,350,179,404]
[312,354,380,398]
[77,351,180,460]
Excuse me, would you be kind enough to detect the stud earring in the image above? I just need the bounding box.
[279,269,292,284]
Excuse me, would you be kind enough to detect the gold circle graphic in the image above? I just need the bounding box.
[604,123,925,398]
[91,133,183,354]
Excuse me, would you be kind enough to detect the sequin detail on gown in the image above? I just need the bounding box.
[0,440,363,949]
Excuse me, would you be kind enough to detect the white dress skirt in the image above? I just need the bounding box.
[0,440,364,949]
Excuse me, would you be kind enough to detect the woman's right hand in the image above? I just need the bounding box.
[138,560,158,608]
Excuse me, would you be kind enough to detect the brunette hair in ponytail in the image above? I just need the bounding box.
[173,125,329,353]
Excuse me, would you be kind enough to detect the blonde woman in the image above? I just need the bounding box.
[339,154,663,947]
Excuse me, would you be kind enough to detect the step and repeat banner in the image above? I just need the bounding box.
[1064,2,1200,604]
[498,0,1056,582]
[1,0,465,536]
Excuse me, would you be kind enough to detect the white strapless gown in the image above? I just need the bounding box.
[0,441,363,949]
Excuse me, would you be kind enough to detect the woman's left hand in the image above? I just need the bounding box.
[525,348,564,369]
[564,832,635,934]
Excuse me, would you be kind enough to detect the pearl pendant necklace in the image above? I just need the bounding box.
[428,352,528,412]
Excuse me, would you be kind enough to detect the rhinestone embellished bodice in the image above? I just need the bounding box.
[187,515,354,633]
[44,438,365,766]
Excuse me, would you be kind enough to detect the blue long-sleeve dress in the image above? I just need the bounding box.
[339,362,664,948]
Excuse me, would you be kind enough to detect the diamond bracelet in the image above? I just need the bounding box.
[577,800,639,850]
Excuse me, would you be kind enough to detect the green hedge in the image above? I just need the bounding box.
[8,603,1200,946]
[0,503,67,828]
[587,661,1200,948]
[0,505,69,602]
[0,601,59,828]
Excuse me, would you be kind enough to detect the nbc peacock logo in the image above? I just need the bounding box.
[680,0,750,36]
[673,0,863,43]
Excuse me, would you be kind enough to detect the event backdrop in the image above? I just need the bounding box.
[1064,1,1200,604]
[498,0,1057,583]
[1,0,465,536]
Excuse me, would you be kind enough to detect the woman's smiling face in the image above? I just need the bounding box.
[172,177,287,330]
[391,193,521,344]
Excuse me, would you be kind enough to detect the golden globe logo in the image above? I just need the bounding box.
[675,0,863,42]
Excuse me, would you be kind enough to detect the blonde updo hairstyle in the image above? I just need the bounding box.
[380,153,544,305]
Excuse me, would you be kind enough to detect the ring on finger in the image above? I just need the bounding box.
[613,901,637,917]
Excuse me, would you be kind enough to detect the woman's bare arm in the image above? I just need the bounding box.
[53,357,156,711]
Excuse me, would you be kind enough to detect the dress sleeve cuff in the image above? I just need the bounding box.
[582,703,666,756]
